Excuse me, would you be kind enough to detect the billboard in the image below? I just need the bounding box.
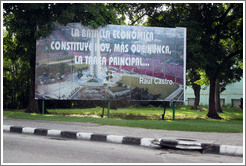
[35,23,186,101]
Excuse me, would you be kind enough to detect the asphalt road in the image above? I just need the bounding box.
[3,132,243,164]
[3,118,243,146]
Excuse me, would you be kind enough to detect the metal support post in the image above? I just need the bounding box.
[173,101,176,120]
[107,100,110,118]
[42,100,45,115]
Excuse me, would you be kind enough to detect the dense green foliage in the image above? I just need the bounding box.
[3,31,30,108]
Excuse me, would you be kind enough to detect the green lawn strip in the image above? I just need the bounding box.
[3,111,243,133]
[47,106,243,120]
[49,107,102,115]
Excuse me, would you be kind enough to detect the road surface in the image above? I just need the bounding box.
[3,118,243,146]
[3,132,243,164]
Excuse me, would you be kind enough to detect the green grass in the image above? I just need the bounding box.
[3,106,243,133]
[46,105,243,120]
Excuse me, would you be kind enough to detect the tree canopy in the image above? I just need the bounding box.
[3,3,243,119]
[3,3,118,113]
[147,3,243,118]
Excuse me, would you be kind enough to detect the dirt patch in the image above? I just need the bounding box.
[110,113,161,120]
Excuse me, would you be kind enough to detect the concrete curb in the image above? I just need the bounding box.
[3,125,159,148]
[3,125,243,157]
[159,138,243,157]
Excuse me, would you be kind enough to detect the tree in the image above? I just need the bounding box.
[3,3,117,113]
[109,3,164,25]
[186,69,201,107]
[147,3,206,108]
[199,3,243,119]
[147,3,243,119]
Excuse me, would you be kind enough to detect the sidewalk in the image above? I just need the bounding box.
[3,118,244,156]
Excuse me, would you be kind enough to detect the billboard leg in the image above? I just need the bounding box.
[107,100,110,118]
[42,100,45,115]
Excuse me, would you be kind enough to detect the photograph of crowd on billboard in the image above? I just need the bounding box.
[35,23,186,101]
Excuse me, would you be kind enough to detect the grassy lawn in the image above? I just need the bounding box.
[45,105,243,120]
[3,106,243,133]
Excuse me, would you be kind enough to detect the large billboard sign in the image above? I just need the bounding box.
[35,23,186,101]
